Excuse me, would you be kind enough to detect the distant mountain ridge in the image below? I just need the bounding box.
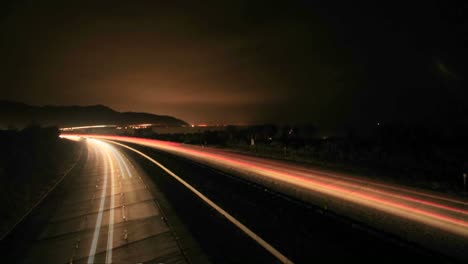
[0,100,188,128]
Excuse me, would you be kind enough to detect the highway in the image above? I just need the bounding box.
[1,137,197,263]
[2,134,466,263]
[66,134,467,262]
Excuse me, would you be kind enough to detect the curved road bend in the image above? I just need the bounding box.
[72,134,467,263]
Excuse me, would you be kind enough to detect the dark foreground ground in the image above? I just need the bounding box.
[0,127,82,238]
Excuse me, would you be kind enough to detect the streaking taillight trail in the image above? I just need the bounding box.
[61,134,468,260]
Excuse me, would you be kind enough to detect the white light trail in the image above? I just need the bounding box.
[87,140,109,264]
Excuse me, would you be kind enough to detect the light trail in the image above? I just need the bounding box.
[109,146,126,179]
[241,159,468,216]
[212,150,468,206]
[62,134,468,260]
[87,140,109,264]
[17,135,192,263]
[114,149,133,178]
[105,144,116,263]
[68,135,467,232]
[85,140,123,263]
[60,125,117,131]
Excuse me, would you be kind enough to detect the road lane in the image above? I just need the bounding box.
[18,137,189,264]
[71,134,467,261]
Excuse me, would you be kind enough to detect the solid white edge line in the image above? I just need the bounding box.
[103,139,294,264]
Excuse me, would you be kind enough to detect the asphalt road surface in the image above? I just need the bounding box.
[71,134,467,263]
[2,134,467,263]
[1,137,195,264]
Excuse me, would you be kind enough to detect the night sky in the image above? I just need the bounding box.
[1,1,467,130]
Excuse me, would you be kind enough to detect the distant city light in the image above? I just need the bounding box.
[60,125,116,131]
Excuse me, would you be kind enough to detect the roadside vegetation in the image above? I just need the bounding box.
[0,125,82,237]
